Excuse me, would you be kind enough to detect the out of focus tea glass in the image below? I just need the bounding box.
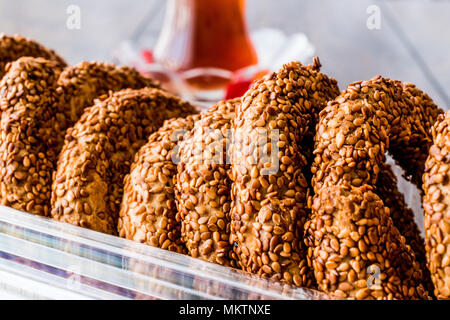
[154,0,258,102]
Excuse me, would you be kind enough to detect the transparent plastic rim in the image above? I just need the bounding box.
[0,205,330,300]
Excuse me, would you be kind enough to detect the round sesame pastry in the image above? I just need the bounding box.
[308,76,442,299]
[55,61,160,134]
[377,162,434,295]
[51,88,198,235]
[175,99,238,266]
[0,57,62,216]
[230,60,340,287]
[118,114,200,253]
[312,77,442,193]
[423,111,450,300]
[0,33,66,79]
[305,185,430,300]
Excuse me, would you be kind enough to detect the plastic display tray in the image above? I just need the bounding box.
[0,205,329,300]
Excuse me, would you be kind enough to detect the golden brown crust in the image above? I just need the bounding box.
[0,57,62,216]
[312,77,441,193]
[176,99,238,266]
[118,114,200,253]
[51,88,197,235]
[53,62,159,151]
[308,76,442,299]
[0,52,160,218]
[423,111,450,299]
[305,185,430,300]
[230,60,340,287]
[376,162,434,295]
[0,34,66,79]
[56,62,159,127]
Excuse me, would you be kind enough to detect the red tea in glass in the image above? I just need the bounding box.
[154,0,258,101]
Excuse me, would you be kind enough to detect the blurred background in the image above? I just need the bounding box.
[0,0,449,109]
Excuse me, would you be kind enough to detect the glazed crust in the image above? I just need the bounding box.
[51,88,197,235]
[176,99,238,266]
[0,34,66,79]
[306,185,429,300]
[118,114,200,253]
[308,76,442,299]
[0,57,62,216]
[230,60,340,287]
[423,111,450,299]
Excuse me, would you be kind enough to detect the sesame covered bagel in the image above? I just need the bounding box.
[0,34,66,79]
[312,77,442,192]
[377,163,434,295]
[230,60,340,287]
[308,76,442,299]
[0,57,161,217]
[0,57,62,216]
[306,185,430,300]
[55,61,160,134]
[423,111,450,299]
[119,114,200,253]
[51,88,197,235]
[176,99,238,266]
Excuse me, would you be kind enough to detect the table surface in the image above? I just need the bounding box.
[0,0,449,110]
